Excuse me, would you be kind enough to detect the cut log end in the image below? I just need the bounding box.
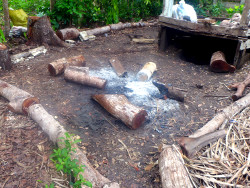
[210,51,236,73]
[22,97,40,115]
[131,109,148,129]
[48,64,57,76]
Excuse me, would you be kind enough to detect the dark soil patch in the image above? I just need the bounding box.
[0,25,249,187]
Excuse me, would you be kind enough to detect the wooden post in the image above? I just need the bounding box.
[240,0,250,26]
[3,0,10,37]
[92,94,147,129]
[0,43,12,70]
[159,144,193,188]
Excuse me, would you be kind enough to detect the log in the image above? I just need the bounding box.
[136,62,157,81]
[0,80,39,114]
[177,129,227,158]
[159,144,193,188]
[0,80,120,188]
[110,22,125,30]
[190,92,250,138]
[109,57,127,77]
[48,55,86,76]
[228,74,250,101]
[56,28,80,41]
[0,43,12,70]
[132,38,155,44]
[27,16,68,47]
[92,94,147,129]
[64,67,106,89]
[152,81,185,102]
[86,26,111,36]
[210,51,236,73]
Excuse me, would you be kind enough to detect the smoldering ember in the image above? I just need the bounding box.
[0,1,250,188]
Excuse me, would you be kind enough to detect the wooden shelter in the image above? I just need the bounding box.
[159,0,250,68]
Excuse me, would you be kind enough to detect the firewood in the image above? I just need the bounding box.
[132,38,155,44]
[64,67,106,89]
[92,94,147,129]
[210,51,236,73]
[56,28,80,41]
[190,92,250,138]
[109,57,127,77]
[0,43,12,70]
[159,144,193,188]
[228,74,250,101]
[136,62,157,81]
[177,129,226,158]
[27,16,68,47]
[48,55,86,76]
[152,81,185,102]
[0,80,120,188]
[0,80,39,114]
[110,22,125,30]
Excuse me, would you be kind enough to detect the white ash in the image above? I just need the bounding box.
[90,68,180,123]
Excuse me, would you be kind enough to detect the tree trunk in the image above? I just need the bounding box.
[56,28,80,41]
[3,0,10,37]
[64,67,106,89]
[50,0,56,11]
[190,92,250,138]
[159,144,193,188]
[48,55,86,76]
[0,80,120,188]
[92,94,147,129]
[228,74,250,101]
[27,16,68,47]
[0,43,12,70]
[210,51,236,73]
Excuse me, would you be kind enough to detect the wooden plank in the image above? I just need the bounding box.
[109,57,127,77]
[159,16,247,40]
[159,27,167,51]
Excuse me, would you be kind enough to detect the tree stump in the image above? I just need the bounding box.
[0,43,12,70]
[210,51,236,73]
[92,94,147,129]
[27,16,68,47]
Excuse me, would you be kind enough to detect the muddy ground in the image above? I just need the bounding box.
[0,25,249,187]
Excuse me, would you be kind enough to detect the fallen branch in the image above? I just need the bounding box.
[228,74,250,101]
[159,144,193,188]
[92,94,147,129]
[64,66,106,89]
[190,92,250,138]
[0,80,119,188]
[48,55,86,76]
[177,129,227,158]
[132,38,155,44]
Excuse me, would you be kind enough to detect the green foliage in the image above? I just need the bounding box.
[194,0,227,17]
[226,4,244,18]
[45,183,55,188]
[50,132,92,188]
[0,28,6,43]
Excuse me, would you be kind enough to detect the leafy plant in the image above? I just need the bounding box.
[50,132,92,188]
[0,28,6,43]
[194,0,226,17]
[226,4,244,18]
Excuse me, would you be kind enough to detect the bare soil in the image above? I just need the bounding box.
[0,25,249,188]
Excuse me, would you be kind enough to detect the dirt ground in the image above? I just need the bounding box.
[0,25,249,188]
